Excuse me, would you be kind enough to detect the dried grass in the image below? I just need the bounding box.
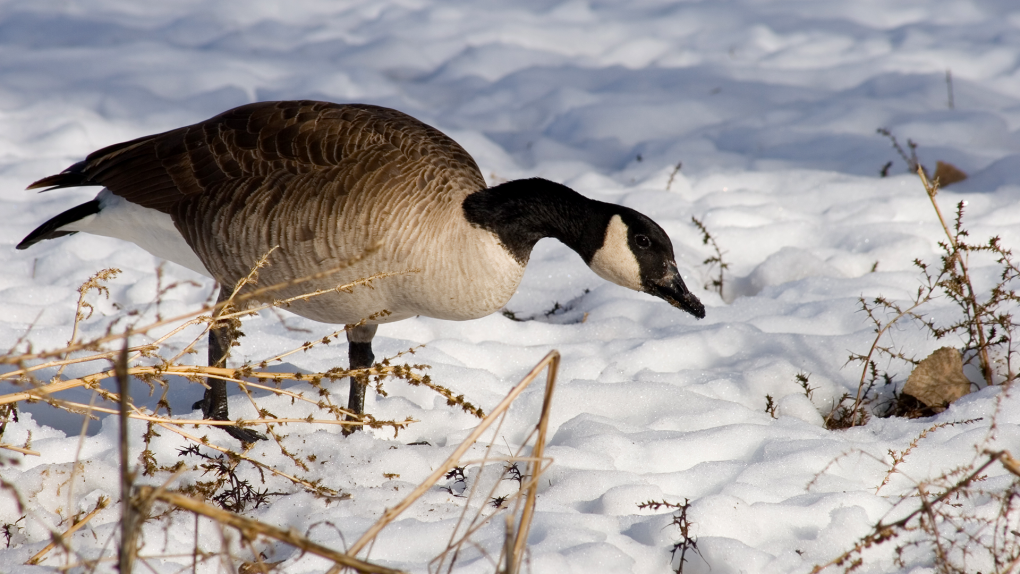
[1,251,560,572]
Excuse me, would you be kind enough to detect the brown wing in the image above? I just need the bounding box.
[28,100,485,214]
[28,101,488,291]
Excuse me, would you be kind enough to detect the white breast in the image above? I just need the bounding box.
[245,213,526,326]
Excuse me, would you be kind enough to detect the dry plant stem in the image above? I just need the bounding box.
[256,325,350,365]
[0,263,407,368]
[1001,450,1020,477]
[0,363,419,408]
[848,298,927,421]
[437,402,518,572]
[346,351,561,561]
[26,496,110,565]
[135,487,403,574]
[11,384,410,432]
[432,401,531,572]
[0,443,39,456]
[435,460,554,574]
[148,418,341,497]
[666,161,682,191]
[39,374,343,496]
[117,342,138,574]
[65,390,99,549]
[510,352,559,574]
[500,461,554,573]
[875,421,964,494]
[40,400,403,430]
[811,450,1013,574]
[54,269,122,380]
[217,271,410,323]
[0,342,160,383]
[429,456,551,574]
[690,216,727,297]
[918,165,994,385]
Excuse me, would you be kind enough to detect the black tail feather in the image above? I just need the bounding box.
[17,200,101,250]
[25,160,89,191]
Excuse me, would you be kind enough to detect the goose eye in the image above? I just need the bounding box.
[635,234,651,249]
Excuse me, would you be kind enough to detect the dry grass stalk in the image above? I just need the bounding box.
[429,454,551,574]
[136,486,403,574]
[429,352,559,574]
[637,499,700,573]
[841,164,1020,427]
[116,342,140,574]
[0,267,438,506]
[812,449,1020,574]
[665,161,682,191]
[0,251,440,450]
[0,246,409,369]
[690,216,728,298]
[342,351,561,572]
[134,408,345,498]
[1,362,418,406]
[874,420,967,495]
[916,166,1006,386]
[508,352,559,573]
[26,495,109,565]
[0,444,39,456]
[2,249,510,570]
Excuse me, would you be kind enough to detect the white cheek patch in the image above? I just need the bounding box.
[589,215,643,291]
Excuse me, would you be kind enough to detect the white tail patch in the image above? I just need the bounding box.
[66,189,213,277]
[589,215,642,291]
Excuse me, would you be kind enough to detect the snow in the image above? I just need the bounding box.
[2,0,1020,572]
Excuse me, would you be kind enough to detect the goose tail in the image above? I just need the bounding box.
[17,200,100,249]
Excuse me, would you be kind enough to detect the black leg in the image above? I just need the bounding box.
[192,287,266,443]
[344,324,378,434]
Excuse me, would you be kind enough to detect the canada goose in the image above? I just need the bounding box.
[18,101,705,442]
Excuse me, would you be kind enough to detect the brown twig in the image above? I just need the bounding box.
[0,363,426,407]
[811,451,1010,573]
[918,165,994,385]
[508,352,559,573]
[136,487,403,574]
[666,162,683,191]
[117,341,139,574]
[0,258,406,368]
[346,351,561,562]
[0,444,39,456]
[429,348,560,573]
[26,496,110,565]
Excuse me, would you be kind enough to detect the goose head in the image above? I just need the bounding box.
[462,177,705,320]
[589,210,705,319]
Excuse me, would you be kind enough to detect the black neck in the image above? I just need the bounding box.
[462,178,612,265]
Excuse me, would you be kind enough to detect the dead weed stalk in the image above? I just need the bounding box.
[638,499,701,573]
[0,252,509,570]
[839,166,1020,428]
[690,215,728,298]
[139,351,558,574]
[813,448,1020,574]
[815,162,1020,572]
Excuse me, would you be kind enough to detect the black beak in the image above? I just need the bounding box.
[648,263,705,319]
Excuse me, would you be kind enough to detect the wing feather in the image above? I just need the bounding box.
[27,101,484,213]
